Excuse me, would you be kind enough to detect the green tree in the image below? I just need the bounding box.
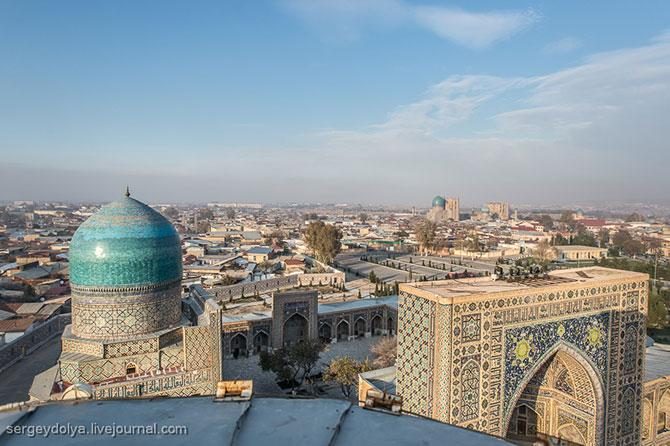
[571,226,597,247]
[259,339,325,393]
[415,219,437,254]
[225,208,236,220]
[598,228,610,248]
[323,356,372,398]
[359,213,369,223]
[648,287,668,328]
[538,214,554,231]
[304,221,343,264]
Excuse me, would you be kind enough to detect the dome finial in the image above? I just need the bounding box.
[125,185,131,198]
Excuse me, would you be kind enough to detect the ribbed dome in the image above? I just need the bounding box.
[432,195,446,208]
[69,195,182,288]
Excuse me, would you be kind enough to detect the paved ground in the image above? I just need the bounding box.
[335,252,493,284]
[223,336,383,397]
[0,336,61,404]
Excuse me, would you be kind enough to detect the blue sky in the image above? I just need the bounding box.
[1,0,669,205]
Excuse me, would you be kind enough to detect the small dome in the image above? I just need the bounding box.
[432,196,446,208]
[69,194,182,288]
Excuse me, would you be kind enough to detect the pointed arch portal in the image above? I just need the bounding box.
[505,343,604,446]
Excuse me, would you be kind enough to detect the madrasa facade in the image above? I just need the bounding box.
[36,191,223,400]
[395,267,649,446]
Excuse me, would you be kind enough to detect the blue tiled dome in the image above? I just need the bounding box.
[69,194,182,288]
[432,195,446,208]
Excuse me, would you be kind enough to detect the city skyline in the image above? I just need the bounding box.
[1,1,670,205]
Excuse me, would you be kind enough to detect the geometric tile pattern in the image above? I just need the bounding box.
[71,283,182,339]
[396,291,435,417]
[397,272,649,446]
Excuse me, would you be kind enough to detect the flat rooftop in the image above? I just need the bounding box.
[645,340,670,382]
[399,267,648,303]
[0,396,512,446]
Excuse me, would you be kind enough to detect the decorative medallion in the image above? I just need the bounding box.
[556,324,565,337]
[510,333,534,367]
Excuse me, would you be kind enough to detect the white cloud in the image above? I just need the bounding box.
[543,37,582,54]
[281,0,538,48]
[292,33,670,204]
[413,7,538,49]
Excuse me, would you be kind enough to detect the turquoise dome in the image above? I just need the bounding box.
[432,195,446,208]
[69,194,182,288]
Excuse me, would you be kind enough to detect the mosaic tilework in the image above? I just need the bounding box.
[503,312,610,415]
[396,292,435,417]
[397,272,649,446]
[72,286,182,339]
[69,196,182,287]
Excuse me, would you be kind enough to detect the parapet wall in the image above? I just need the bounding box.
[0,314,71,374]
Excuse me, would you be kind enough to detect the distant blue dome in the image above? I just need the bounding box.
[69,195,182,288]
[432,196,446,208]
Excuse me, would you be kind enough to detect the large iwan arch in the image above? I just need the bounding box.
[504,342,605,446]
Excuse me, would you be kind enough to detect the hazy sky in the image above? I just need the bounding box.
[1,0,670,206]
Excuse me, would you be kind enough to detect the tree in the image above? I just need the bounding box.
[359,213,369,223]
[163,207,179,219]
[625,212,644,222]
[538,214,554,231]
[534,240,557,265]
[371,336,397,368]
[323,356,372,398]
[554,234,569,245]
[612,230,633,249]
[259,339,325,393]
[465,233,483,253]
[304,221,343,264]
[559,210,577,231]
[571,226,597,247]
[394,229,409,239]
[198,208,214,220]
[597,228,610,248]
[415,219,437,254]
[648,287,668,328]
[622,239,646,257]
[225,208,236,220]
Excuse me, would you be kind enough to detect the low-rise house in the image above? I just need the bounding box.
[245,246,272,263]
[555,245,607,261]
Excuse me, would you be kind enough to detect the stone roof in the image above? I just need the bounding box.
[0,397,512,445]
[644,340,670,382]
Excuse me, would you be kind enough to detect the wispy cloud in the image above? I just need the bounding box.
[413,7,538,49]
[543,37,582,54]
[281,0,539,48]
[296,33,670,204]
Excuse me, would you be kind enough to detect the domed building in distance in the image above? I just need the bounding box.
[35,190,222,401]
[427,194,460,222]
[432,195,446,209]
